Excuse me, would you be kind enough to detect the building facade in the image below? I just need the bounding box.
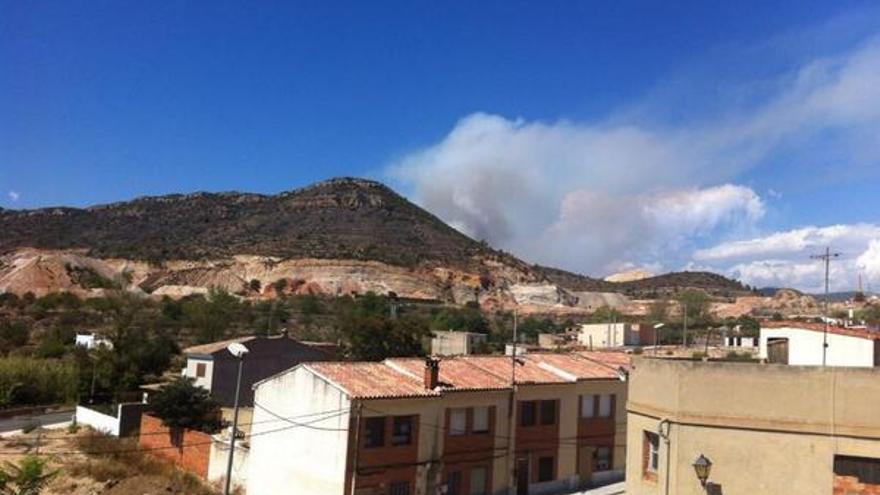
[626,357,880,495]
[431,331,489,356]
[182,335,335,407]
[759,321,880,367]
[247,352,630,495]
[577,323,652,349]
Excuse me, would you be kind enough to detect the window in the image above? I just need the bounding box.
[520,401,536,427]
[537,456,555,482]
[446,471,462,495]
[580,395,595,418]
[644,431,660,474]
[834,455,880,484]
[539,400,557,425]
[195,362,206,378]
[472,406,489,433]
[449,408,467,436]
[469,467,487,495]
[392,416,413,445]
[594,446,612,471]
[364,417,385,448]
[598,395,613,418]
[389,481,410,495]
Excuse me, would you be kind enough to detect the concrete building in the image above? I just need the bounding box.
[431,331,488,356]
[74,331,113,350]
[247,351,630,495]
[722,335,757,349]
[577,323,653,349]
[759,321,880,367]
[626,357,880,495]
[182,335,335,407]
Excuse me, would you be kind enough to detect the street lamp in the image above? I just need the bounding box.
[653,323,665,355]
[692,454,712,488]
[224,342,249,495]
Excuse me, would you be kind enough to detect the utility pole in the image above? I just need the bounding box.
[682,302,688,349]
[508,309,519,495]
[224,343,249,495]
[811,247,841,366]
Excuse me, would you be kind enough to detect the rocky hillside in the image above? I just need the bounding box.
[0,178,527,270]
[0,177,753,310]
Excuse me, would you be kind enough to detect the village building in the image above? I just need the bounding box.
[759,321,880,367]
[577,323,655,349]
[247,351,630,495]
[431,331,488,356]
[182,335,335,417]
[74,331,113,350]
[625,357,880,494]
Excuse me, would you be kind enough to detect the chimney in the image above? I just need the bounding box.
[424,357,440,390]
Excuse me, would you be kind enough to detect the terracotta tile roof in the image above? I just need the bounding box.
[385,358,510,391]
[460,355,569,384]
[306,362,440,399]
[302,352,630,399]
[526,352,628,380]
[762,321,880,341]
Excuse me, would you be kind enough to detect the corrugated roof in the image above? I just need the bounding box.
[762,321,880,341]
[183,336,256,356]
[305,352,630,399]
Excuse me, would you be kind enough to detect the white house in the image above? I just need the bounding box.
[759,321,880,367]
[723,336,758,349]
[577,323,644,348]
[74,332,113,350]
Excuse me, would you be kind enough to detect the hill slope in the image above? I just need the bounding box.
[0,177,752,305]
[0,178,516,269]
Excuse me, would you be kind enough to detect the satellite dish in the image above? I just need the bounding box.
[227,342,250,358]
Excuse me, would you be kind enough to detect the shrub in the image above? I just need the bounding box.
[0,455,57,494]
[0,357,77,408]
[150,378,220,432]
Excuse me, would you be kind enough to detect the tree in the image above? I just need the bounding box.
[184,288,240,343]
[677,289,711,325]
[588,306,622,323]
[0,455,57,495]
[272,278,288,296]
[335,293,430,360]
[248,279,262,293]
[150,377,220,432]
[735,315,760,337]
[647,299,670,324]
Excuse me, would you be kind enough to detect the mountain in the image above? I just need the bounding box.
[0,178,520,269]
[0,177,752,309]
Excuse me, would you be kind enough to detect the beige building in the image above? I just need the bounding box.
[626,357,880,495]
[248,351,630,495]
[431,331,489,356]
[578,323,653,349]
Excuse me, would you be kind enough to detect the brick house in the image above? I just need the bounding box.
[246,351,629,495]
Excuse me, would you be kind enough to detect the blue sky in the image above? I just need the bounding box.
[2,1,880,290]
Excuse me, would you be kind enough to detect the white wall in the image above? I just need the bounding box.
[209,435,249,491]
[247,366,352,495]
[724,336,758,348]
[185,357,214,391]
[578,323,633,348]
[75,405,118,436]
[759,327,875,367]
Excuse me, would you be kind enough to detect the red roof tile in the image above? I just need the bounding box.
[306,362,439,399]
[304,351,630,399]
